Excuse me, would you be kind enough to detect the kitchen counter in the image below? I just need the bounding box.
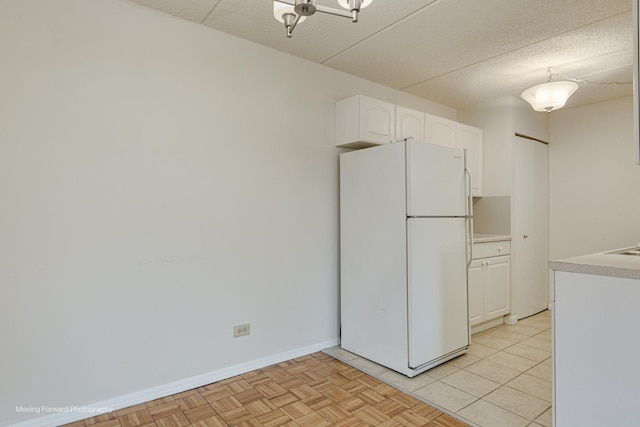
[551,248,640,426]
[473,233,511,243]
[549,247,640,280]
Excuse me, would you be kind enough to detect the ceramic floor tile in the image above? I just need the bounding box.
[464,360,521,384]
[500,324,543,337]
[325,346,359,361]
[471,334,513,350]
[440,369,501,398]
[507,373,552,403]
[525,363,552,383]
[502,343,551,362]
[485,351,538,373]
[379,370,436,392]
[425,362,459,380]
[413,381,477,413]
[457,399,529,427]
[484,328,530,343]
[447,353,481,369]
[349,357,391,375]
[466,342,500,358]
[483,386,550,421]
[533,330,552,341]
[520,337,552,352]
[534,407,552,427]
[517,317,551,331]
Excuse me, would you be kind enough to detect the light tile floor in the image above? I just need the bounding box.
[325,310,552,427]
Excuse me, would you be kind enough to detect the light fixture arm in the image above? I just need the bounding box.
[274,0,367,37]
[282,12,301,38]
[274,0,353,19]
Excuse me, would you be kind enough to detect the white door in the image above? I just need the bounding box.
[407,218,469,369]
[513,136,549,318]
[405,140,467,217]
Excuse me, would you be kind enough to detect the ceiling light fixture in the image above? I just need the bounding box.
[273,0,373,38]
[521,68,579,112]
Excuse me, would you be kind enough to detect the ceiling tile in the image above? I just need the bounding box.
[323,0,631,90]
[130,0,221,23]
[403,12,633,109]
[202,0,435,63]
[128,0,634,109]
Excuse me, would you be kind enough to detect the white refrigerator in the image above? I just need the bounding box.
[340,139,472,377]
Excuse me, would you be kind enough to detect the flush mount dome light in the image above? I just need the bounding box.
[273,0,374,38]
[521,81,579,112]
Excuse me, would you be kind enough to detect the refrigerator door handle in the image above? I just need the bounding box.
[465,167,473,266]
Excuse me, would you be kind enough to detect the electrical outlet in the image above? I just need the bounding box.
[233,323,250,338]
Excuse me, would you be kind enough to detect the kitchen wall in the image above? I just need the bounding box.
[0,0,456,424]
[549,96,640,260]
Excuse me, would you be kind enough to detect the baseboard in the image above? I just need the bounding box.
[503,314,518,325]
[470,317,504,335]
[9,338,339,427]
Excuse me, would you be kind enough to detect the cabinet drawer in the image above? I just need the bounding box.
[473,240,511,259]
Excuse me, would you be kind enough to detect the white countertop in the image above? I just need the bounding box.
[473,234,511,243]
[549,247,640,280]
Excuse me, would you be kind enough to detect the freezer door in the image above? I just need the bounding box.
[407,217,469,369]
[406,140,467,217]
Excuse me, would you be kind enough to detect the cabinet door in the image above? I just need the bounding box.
[458,123,483,197]
[335,95,394,148]
[359,96,395,145]
[395,106,424,141]
[485,255,511,319]
[425,114,457,148]
[467,259,484,326]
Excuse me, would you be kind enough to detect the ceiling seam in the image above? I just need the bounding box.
[399,9,633,91]
[320,0,443,65]
[200,0,223,24]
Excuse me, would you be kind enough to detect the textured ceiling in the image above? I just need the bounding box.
[129,0,634,110]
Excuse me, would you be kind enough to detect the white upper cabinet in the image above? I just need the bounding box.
[395,106,425,141]
[457,123,484,197]
[335,95,484,199]
[425,114,457,148]
[336,95,395,149]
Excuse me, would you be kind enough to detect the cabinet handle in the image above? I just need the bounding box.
[523,234,529,239]
[498,247,502,252]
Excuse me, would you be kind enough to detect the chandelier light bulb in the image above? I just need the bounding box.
[337,0,373,10]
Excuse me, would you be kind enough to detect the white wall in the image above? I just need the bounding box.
[549,97,640,260]
[0,0,456,424]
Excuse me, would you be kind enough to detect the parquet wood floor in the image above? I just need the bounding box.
[61,352,469,427]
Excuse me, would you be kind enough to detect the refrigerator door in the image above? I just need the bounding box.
[406,140,467,217]
[407,217,469,369]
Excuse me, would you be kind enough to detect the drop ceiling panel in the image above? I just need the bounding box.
[127,0,634,110]
[323,0,631,90]
[403,11,633,109]
[130,0,221,23]
[202,0,435,63]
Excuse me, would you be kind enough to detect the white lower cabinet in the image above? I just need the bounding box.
[469,241,511,327]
